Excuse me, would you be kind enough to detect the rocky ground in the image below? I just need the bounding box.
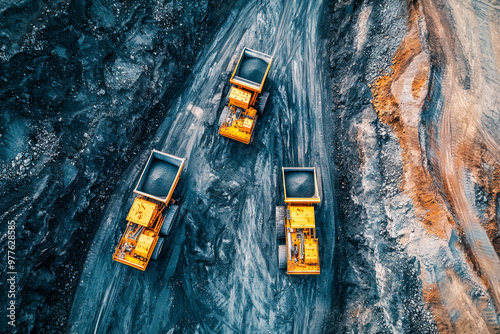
[328,0,500,332]
[0,1,236,332]
[1,0,499,333]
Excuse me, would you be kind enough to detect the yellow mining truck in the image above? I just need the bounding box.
[218,47,273,144]
[276,167,321,275]
[113,150,185,271]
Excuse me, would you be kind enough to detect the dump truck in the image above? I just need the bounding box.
[112,150,185,271]
[218,47,273,144]
[276,167,321,275]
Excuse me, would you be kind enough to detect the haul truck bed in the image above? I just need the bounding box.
[231,48,272,91]
[276,167,321,275]
[113,150,185,271]
[218,48,272,144]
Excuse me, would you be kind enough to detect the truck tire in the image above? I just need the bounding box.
[275,206,286,240]
[278,245,287,269]
[151,237,165,261]
[218,106,231,128]
[255,91,270,115]
[160,205,179,236]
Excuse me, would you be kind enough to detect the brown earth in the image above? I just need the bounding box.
[371,5,453,239]
[370,0,500,331]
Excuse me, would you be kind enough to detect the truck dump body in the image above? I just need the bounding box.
[230,48,272,93]
[277,167,321,275]
[283,167,320,204]
[284,170,316,198]
[140,161,178,198]
[113,150,185,270]
[238,58,268,83]
[134,151,184,203]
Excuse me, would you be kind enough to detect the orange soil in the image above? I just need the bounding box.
[422,283,454,333]
[371,0,500,330]
[371,7,453,239]
[411,71,428,100]
[370,4,460,331]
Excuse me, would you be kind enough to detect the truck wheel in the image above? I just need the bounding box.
[218,106,231,128]
[278,245,287,269]
[160,205,179,236]
[275,206,286,240]
[151,237,165,260]
[255,91,270,115]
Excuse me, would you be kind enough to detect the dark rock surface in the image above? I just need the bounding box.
[284,170,316,198]
[140,159,179,198]
[325,1,435,331]
[0,1,236,332]
[237,57,269,84]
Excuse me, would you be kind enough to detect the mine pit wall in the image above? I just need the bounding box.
[328,0,500,332]
[326,0,437,332]
[370,0,500,332]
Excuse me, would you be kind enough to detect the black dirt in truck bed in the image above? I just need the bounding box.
[141,159,179,198]
[238,57,269,84]
[284,171,316,198]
